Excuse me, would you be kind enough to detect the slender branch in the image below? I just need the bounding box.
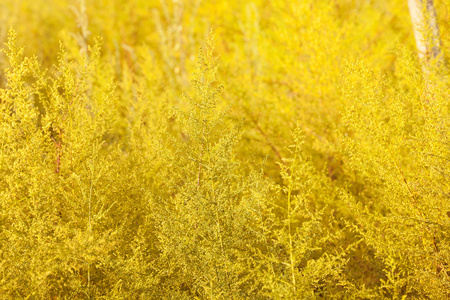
[287,153,297,294]
[250,114,282,161]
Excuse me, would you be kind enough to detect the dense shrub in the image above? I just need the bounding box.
[0,0,449,299]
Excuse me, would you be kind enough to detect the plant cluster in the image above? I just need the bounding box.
[0,0,449,299]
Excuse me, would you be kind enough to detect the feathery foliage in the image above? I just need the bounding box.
[0,0,449,299]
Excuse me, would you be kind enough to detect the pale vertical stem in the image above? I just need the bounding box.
[69,0,90,58]
[197,123,205,190]
[207,137,233,298]
[87,266,91,299]
[79,0,90,55]
[88,142,94,232]
[286,161,297,294]
[256,184,276,278]
[408,0,443,73]
[86,142,95,299]
[287,189,296,293]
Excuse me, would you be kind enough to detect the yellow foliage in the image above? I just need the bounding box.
[0,0,449,299]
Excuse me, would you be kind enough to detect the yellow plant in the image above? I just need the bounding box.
[0,0,449,299]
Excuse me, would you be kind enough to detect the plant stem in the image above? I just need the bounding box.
[287,155,297,294]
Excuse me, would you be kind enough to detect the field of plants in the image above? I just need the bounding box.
[0,0,449,298]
